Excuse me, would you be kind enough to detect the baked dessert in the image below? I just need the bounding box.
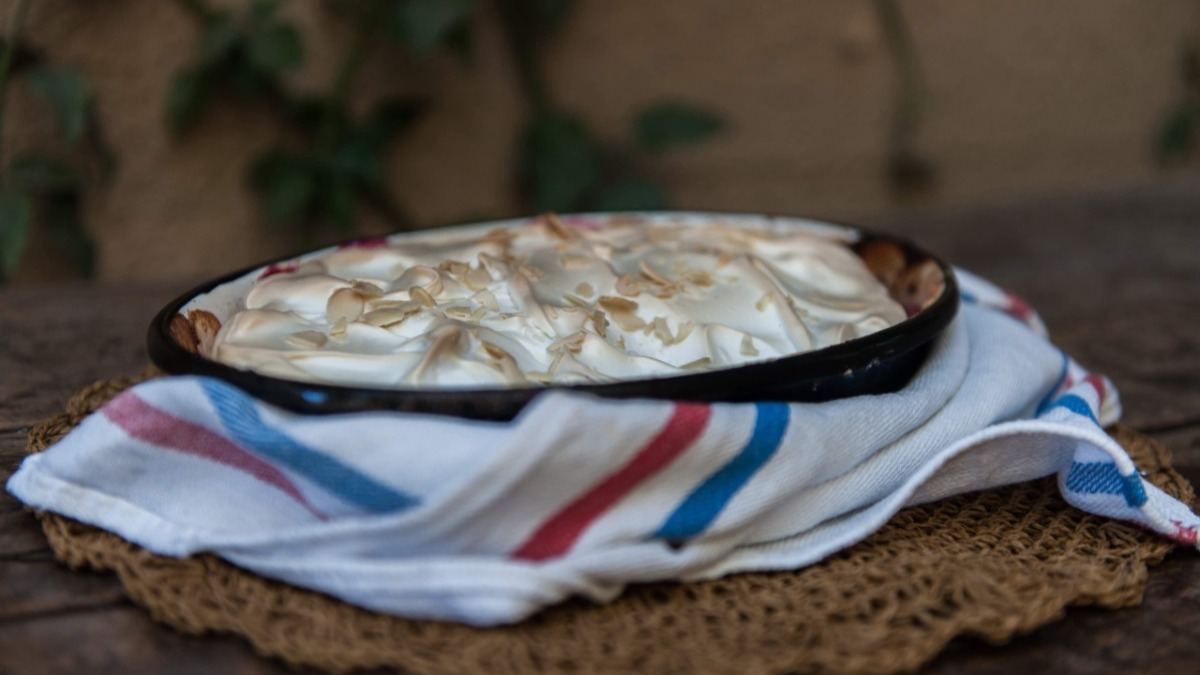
[172,214,943,389]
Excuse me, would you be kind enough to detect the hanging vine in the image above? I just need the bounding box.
[874,0,937,200]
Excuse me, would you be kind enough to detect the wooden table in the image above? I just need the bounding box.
[3,178,1199,673]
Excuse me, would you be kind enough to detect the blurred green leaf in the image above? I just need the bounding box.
[321,179,357,230]
[253,152,317,223]
[588,179,667,212]
[281,94,328,134]
[198,13,239,67]
[0,192,34,279]
[249,23,303,74]
[167,67,209,135]
[9,155,84,194]
[389,0,475,56]
[635,102,724,153]
[328,136,385,186]
[42,193,96,277]
[26,66,92,144]
[521,111,601,212]
[249,0,283,21]
[1158,104,1199,163]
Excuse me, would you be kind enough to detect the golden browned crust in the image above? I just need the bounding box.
[855,239,946,314]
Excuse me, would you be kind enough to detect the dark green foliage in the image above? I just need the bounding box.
[252,97,424,232]
[1157,42,1200,164]
[635,102,724,153]
[389,0,475,56]
[520,111,602,212]
[166,0,304,135]
[0,191,32,278]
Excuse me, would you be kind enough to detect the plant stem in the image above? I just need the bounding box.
[318,0,383,149]
[874,0,926,155]
[0,0,32,185]
[495,0,551,112]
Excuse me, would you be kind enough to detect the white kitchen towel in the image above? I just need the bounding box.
[8,270,1200,626]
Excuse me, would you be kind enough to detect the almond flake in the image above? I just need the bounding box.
[755,293,775,312]
[464,265,493,290]
[639,260,672,286]
[286,331,328,349]
[674,321,696,344]
[443,306,472,319]
[681,357,713,370]
[590,309,608,338]
[740,334,759,357]
[470,306,488,322]
[362,305,419,327]
[651,317,672,344]
[575,281,595,297]
[351,281,384,298]
[409,286,436,307]
[563,293,590,308]
[615,275,641,297]
[543,212,574,240]
[597,295,638,313]
[327,288,365,323]
[561,252,592,268]
[474,289,500,312]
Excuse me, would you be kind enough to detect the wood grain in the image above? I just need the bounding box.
[2,180,1199,673]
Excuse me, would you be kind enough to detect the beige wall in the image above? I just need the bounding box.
[6,0,1198,282]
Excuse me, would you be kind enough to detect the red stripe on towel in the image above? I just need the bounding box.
[513,403,712,561]
[103,392,327,519]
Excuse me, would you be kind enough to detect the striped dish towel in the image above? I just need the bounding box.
[8,270,1199,625]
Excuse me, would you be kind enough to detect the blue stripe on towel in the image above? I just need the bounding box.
[200,379,418,513]
[655,402,790,542]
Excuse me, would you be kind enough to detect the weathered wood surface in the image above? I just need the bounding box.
[1,178,1199,673]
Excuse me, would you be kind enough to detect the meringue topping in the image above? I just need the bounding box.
[209,214,908,388]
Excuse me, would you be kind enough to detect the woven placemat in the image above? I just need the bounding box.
[23,372,1195,675]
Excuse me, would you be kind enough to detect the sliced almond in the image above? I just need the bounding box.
[740,333,759,357]
[188,310,222,357]
[639,260,672,286]
[409,286,436,307]
[474,289,500,312]
[543,212,574,240]
[681,357,713,370]
[286,331,328,350]
[575,281,595,297]
[597,295,638,313]
[443,305,472,319]
[615,275,641,297]
[327,288,365,323]
[362,304,420,327]
[589,309,608,338]
[170,314,200,354]
[563,293,590,308]
[674,321,696,344]
[651,317,672,344]
[561,252,592,268]
[464,265,493,290]
[351,280,384,298]
[755,293,775,312]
